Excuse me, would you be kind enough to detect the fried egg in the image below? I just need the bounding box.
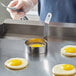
[4,58,28,70]
[29,43,44,47]
[61,45,76,57]
[52,64,76,76]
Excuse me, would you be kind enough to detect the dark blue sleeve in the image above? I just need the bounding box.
[38,0,40,16]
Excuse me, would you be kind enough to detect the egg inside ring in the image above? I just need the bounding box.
[52,64,76,76]
[61,45,76,57]
[4,58,28,70]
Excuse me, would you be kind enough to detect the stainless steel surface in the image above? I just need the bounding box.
[0,23,7,37]
[3,19,76,40]
[0,0,11,23]
[0,38,76,76]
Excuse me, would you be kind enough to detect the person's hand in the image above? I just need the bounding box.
[7,0,33,20]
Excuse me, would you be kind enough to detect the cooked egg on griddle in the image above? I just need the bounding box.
[29,43,44,47]
[4,58,28,70]
[61,45,76,57]
[52,64,76,76]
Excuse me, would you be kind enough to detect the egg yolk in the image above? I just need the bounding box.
[29,44,44,47]
[64,47,76,53]
[28,38,44,43]
[61,64,74,70]
[8,59,22,66]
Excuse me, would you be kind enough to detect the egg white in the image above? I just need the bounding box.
[52,64,76,76]
[4,58,28,70]
[61,45,76,57]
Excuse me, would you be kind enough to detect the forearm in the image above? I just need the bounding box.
[32,0,38,5]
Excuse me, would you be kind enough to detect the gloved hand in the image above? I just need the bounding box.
[7,0,34,20]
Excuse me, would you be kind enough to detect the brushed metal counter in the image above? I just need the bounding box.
[0,38,76,76]
[3,19,76,40]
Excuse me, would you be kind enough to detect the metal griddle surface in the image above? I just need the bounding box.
[0,39,76,76]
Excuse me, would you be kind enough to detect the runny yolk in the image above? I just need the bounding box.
[8,59,22,66]
[61,64,74,70]
[64,47,76,53]
[29,44,44,47]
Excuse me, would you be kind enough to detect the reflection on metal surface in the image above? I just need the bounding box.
[25,47,29,60]
[43,59,50,74]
